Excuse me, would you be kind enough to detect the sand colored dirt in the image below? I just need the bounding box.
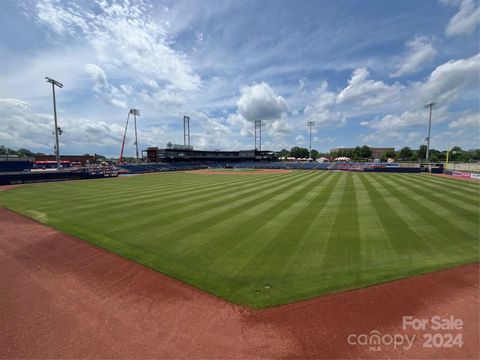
[186,168,292,175]
[0,185,20,192]
[0,208,478,359]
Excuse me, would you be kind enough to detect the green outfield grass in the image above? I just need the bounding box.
[0,171,478,308]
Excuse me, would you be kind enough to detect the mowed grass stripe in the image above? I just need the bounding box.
[6,173,241,211]
[397,174,478,207]
[374,174,477,243]
[71,170,286,205]
[222,172,332,272]
[392,174,478,224]
[359,174,436,254]
[128,171,321,251]
[278,172,342,278]
[61,172,282,213]
[358,174,474,275]
[320,173,361,280]
[307,173,349,270]
[159,171,324,258]
[87,172,303,229]
[366,174,472,252]
[114,171,313,241]
[380,173,479,236]
[420,174,479,194]
[185,172,333,267]
[353,173,396,265]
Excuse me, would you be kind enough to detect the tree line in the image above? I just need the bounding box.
[396,145,480,162]
[278,145,480,162]
[0,145,106,160]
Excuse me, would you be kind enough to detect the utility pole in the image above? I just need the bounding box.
[424,102,436,163]
[45,77,63,170]
[307,121,315,159]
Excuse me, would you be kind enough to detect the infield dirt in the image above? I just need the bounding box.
[0,208,478,359]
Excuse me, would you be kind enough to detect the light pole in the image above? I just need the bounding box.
[307,121,315,159]
[45,77,63,170]
[254,120,262,151]
[119,108,140,164]
[424,102,436,163]
[131,109,140,160]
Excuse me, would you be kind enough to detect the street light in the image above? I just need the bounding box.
[45,77,63,170]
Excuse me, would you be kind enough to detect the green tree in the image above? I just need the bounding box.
[0,146,17,156]
[382,150,396,160]
[17,148,34,157]
[290,146,301,158]
[352,146,361,160]
[450,146,467,162]
[278,148,290,157]
[467,149,480,161]
[417,145,427,161]
[399,146,413,160]
[300,147,310,158]
[359,145,372,159]
[310,149,320,160]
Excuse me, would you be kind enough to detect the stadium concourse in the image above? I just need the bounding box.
[0,207,478,359]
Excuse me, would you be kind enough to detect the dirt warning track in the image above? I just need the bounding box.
[0,208,478,359]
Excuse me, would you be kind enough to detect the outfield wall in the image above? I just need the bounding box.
[444,169,480,180]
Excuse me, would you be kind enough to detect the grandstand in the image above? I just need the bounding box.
[143,146,278,163]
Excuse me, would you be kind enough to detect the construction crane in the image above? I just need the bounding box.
[119,108,140,164]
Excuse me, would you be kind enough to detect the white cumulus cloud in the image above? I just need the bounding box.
[390,36,437,77]
[84,63,127,108]
[449,113,480,128]
[35,0,200,97]
[415,53,480,103]
[444,0,480,37]
[304,82,345,126]
[337,68,404,107]
[237,82,288,121]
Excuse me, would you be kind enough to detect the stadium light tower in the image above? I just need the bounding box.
[307,121,315,159]
[183,116,191,146]
[45,77,63,170]
[254,120,262,151]
[131,108,140,160]
[424,102,436,163]
[119,108,140,164]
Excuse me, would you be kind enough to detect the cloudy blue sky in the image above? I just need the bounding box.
[0,0,479,156]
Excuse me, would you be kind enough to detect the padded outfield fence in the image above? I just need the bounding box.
[120,161,421,174]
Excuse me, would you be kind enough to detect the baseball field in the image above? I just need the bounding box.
[0,170,478,308]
